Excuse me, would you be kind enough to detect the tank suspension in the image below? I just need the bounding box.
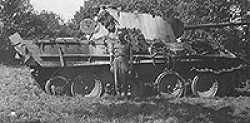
[71,75,103,97]
[191,73,219,97]
[45,76,71,96]
[154,70,185,98]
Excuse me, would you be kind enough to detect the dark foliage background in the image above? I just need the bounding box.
[0,0,250,64]
[0,0,75,64]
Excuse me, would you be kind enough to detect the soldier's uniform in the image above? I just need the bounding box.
[110,41,130,95]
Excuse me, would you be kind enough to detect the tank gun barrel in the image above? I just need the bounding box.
[184,21,250,30]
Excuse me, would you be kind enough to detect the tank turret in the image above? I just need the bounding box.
[89,7,184,42]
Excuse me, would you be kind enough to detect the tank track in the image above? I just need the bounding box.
[189,64,250,97]
[29,59,250,98]
[31,65,114,97]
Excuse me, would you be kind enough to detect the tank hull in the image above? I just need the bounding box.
[9,33,250,97]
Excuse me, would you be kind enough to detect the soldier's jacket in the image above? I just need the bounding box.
[114,43,130,57]
[109,41,130,72]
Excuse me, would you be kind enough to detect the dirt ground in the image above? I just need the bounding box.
[0,65,249,123]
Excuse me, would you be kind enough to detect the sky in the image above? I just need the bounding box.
[30,0,85,21]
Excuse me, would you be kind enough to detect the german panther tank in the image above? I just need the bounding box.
[9,6,250,98]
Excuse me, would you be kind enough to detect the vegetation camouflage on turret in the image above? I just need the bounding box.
[73,0,250,61]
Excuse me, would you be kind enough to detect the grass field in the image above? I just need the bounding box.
[0,65,250,123]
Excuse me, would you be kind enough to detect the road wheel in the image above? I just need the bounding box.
[71,74,103,97]
[191,73,219,97]
[155,71,184,98]
[45,76,71,96]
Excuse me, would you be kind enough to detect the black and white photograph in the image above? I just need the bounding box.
[0,0,250,122]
